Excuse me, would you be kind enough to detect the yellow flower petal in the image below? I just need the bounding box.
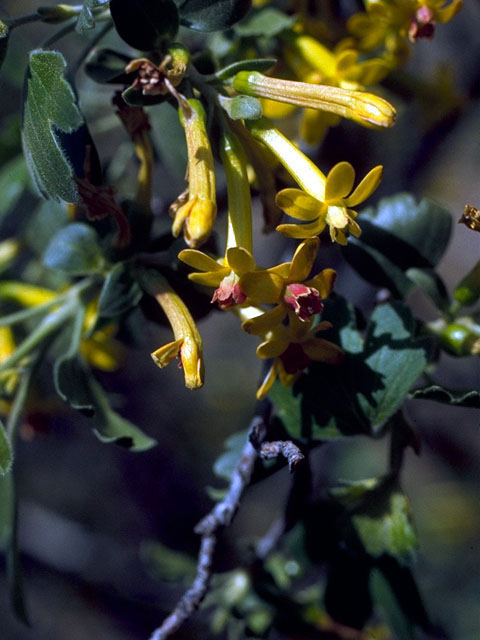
[276,219,327,239]
[188,271,226,287]
[241,304,287,335]
[178,249,224,272]
[240,271,284,304]
[151,339,183,367]
[275,188,321,221]
[306,268,337,299]
[325,162,356,202]
[226,246,256,274]
[257,338,288,359]
[344,165,383,206]
[268,262,292,279]
[288,237,319,282]
[256,362,277,400]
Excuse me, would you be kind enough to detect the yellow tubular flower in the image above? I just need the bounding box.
[139,270,204,389]
[171,98,216,248]
[220,130,253,253]
[0,281,56,307]
[246,118,383,244]
[233,71,396,129]
[0,326,20,396]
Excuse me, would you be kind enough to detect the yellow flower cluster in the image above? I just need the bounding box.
[145,0,462,394]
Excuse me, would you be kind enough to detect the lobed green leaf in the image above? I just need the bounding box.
[177,0,252,31]
[22,50,84,203]
[411,385,480,408]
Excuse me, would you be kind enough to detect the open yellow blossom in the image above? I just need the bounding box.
[240,237,336,333]
[276,161,383,244]
[246,118,382,244]
[255,315,344,400]
[171,98,216,248]
[178,246,283,309]
[349,0,463,59]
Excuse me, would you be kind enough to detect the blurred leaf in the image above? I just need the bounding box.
[344,194,452,300]
[22,50,84,203]
[357,194,452,268]
[76,0,109,33]
[370,569,416,639]
[24,200,69,257]
[352,489,418,562]
[54,306,96,414]
[219,94,262,120]
[0,20,9,72]
[406,267,450,311]
[0,421,12,476]
[344,237,415,298]
[0,155,30,225]
[411,384,480,408]
[43,223,105,275]
[215,58,276,82]
[0,471,13,549]
[89,377,156,451]
[0,473,29,624]
[98,262,143,318]
[177,0,251,31]
[235,7,295,37]
[85,48,132,84]
[110,0,179,50]
[213,429,247,481]
[140,540,196,582]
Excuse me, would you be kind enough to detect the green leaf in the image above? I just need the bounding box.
[85,48,132,84]
[54,356,95,414]
[344,194,452,301]
[177,0,251,31]
[406,267,450,311]
[275,297,433,439]
[370,569,417,639]
[359,303,433,429]
[235,7,295,37]
[110,0,179,50]
[0,155,30,226]
[22,50,84,203]
[353,490,418,562]
[43,223,105,275]
[0,20,10,72]
[140,540,196,582]
[76,0,109,33]
[213,429,247,481]
[344,236,415,299]
[24,200,69,257]
[219,94,262,120]
[214,58,276,82]
[332,478,418,563]
[358,194,452,268]
[411,385,480,408]
[89,378,156,451]
[98,262,143,318]
[0,421,12,476]
[0,473,29,624]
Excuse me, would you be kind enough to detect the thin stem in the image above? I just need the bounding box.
[67,19,113,80]
[41,18,77,48]
[5,350,42,440]
[8,13,42,29]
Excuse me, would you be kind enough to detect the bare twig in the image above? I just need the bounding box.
[148,411,269,640]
